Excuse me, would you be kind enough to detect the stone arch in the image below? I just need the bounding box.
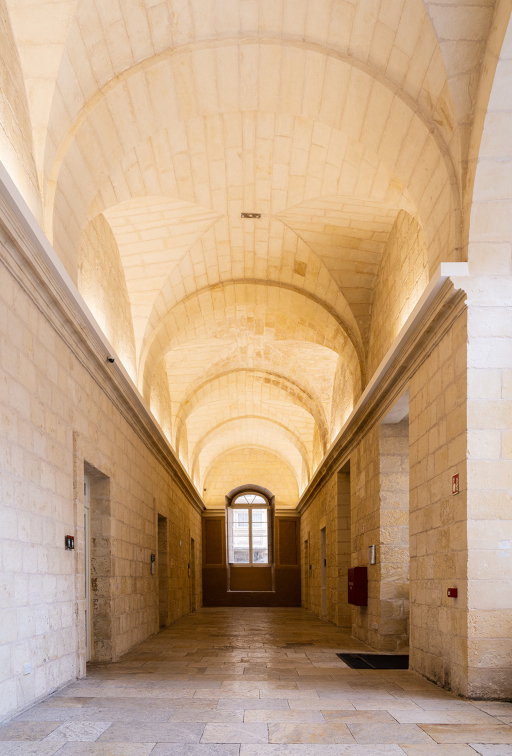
[175,368,329,456]
[190,415,310,487]
[0,0,41,221]
[468,5,512,272]
[48,44,458,289]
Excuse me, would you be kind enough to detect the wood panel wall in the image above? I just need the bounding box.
[202,514,301,606]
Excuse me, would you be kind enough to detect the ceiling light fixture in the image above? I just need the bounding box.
[241,212,261,218]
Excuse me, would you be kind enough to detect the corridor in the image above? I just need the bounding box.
[1,608,511,755]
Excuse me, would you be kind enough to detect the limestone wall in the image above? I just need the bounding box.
[0,224,202,721]
[150,359,173,445]
[367,211,429,379]
[464,277,512,699]
[203,447,299,509]
[299,472,338,622]
[464,13,512,697]
[0,0,41,224]
[350,426,382,647]
[409,305,468,693]
[78,214,136,382]
[378,418,410,650]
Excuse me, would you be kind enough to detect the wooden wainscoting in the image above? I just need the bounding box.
[202,512,301,606]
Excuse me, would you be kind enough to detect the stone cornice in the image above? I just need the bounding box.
[0,162,205,515]
[297,263,469,514]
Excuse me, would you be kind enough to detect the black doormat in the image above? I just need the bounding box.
[337,653,409,669]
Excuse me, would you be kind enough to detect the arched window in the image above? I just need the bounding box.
[228,493,270,565]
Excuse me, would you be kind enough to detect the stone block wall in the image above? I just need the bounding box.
[465,276,512,698]
[0,233,202,721]
[301,419,410,649]
[351,426,381,647]
[336,471,351,629]
[379,418,410,650]
[367,211,429,378]
[409,303,468,694]
[299,472,338,623]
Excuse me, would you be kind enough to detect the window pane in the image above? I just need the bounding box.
[252,508,268,563]
[232,508,249,563]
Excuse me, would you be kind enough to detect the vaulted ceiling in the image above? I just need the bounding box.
[0,0,498,506]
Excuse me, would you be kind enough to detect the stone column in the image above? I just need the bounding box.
[465,275,512,698]
[409,301,468,694]
[336,470,351,628]
[379,418,410,650]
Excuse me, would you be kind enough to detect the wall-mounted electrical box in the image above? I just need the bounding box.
[151,554,155,575]
[348,566,368,606]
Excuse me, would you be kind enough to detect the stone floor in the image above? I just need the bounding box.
[2,607,512,755]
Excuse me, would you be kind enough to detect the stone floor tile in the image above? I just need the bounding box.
[241,747,406,756]
[352,700,421,710]
[259,691,320,699]
[474,703,512,714]
[0,723,61,741]
[168,709,244,722]
[348,723,435,743]
[44,722,112,741]
[172,701,219,710]
[218,698,290,710]
[12,709,99,723]
[244,710,326,723]
[97,723,204,742]
[51,746,155,755]
[201,723,268,743]
[0,744,64,755]
[41,699,93,708]
[402,746,484,755]
[419,725,512,743]
[288,699,354,710]
[151,746,240,756]
[81,697,176,709]
[220,682,297,690]
[195,689,259,699]
[322,710,397,723]
[268,723,357,744]
[410,700,478,710]
[390,709,497,724]
[78,708,172,722]
[9,609,512,756]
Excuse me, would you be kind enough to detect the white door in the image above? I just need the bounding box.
[84,476,92,662]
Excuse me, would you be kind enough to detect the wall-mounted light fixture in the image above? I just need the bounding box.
[369,545,376,565]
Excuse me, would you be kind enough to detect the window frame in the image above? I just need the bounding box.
[227,493,271,567]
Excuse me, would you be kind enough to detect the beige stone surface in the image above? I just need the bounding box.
[0,215,202,720]
[1,0,512,726]
[3,608,512,753]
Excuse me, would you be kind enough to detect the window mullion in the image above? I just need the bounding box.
[249,508,253,565]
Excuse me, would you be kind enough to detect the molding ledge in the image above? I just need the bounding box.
[297,261,469,514]
[0,160,205,514]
